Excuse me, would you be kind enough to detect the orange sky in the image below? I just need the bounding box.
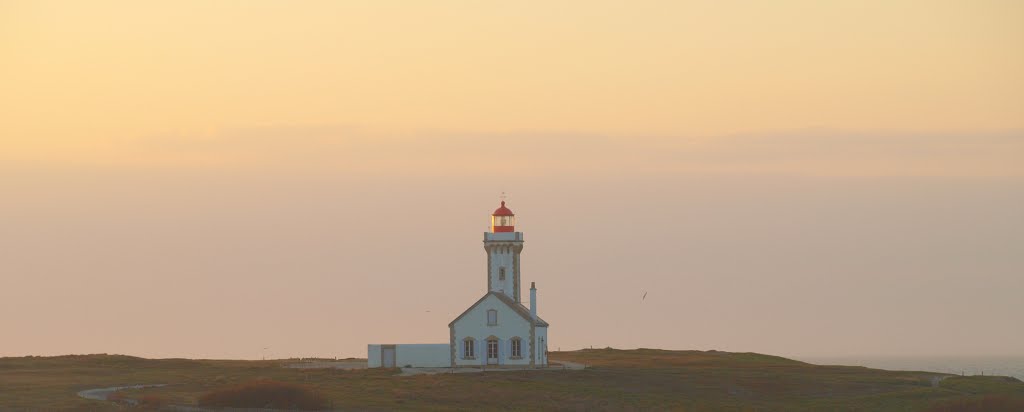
[1,1,1022,359]
[2,1,1022,161]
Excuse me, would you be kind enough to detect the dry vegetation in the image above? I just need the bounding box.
[1,349,1022,411]
[198,380,327,410]
[924,394,1024,412]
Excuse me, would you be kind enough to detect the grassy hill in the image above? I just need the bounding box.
[1,349,1022,411]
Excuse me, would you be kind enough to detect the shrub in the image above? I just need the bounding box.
[106,391,126,402]
[198,380,328,410]
[139,394,168,409]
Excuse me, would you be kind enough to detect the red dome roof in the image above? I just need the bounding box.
[492,201,514,216]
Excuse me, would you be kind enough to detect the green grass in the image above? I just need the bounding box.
[1,350,1022,411]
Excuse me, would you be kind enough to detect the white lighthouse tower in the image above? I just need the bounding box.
[485,201,524,302]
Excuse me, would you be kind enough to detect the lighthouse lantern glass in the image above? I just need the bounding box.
[492,215,515,228]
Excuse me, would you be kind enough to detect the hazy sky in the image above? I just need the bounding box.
[1,1,1022,359]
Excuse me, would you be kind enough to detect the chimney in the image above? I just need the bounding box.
[530,282,537,323]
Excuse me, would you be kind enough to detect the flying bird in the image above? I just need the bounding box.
[642,291,648,302]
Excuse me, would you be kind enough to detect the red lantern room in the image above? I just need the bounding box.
[491,201,516,232]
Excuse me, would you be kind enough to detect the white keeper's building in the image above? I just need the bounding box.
[368,201,550,368]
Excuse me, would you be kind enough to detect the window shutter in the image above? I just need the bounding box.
[477,339,484,365]
[459,340,464,359]
[498,338,504,365]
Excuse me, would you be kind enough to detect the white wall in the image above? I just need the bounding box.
[484,231,523,301]
[395,344,451,367]
[488,246,515,297]
[367,343,450,368]
[367,344,382,368]
[452,294,534,367]
[536,326,548,366]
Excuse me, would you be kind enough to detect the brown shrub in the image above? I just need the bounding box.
[139,394,168,409]
[925,395,1024,412]
[198,380,328,410]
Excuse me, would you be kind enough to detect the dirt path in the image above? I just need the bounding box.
[551,361,586,370]
[77,384,167,405]
[284,360,368,370]
[399,362,586,376]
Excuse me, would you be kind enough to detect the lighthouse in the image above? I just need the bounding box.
[485,201,524,302]
[449,199,548,368]
[369,198,549,368]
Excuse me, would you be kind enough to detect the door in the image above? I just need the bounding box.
[382,346,396,368]
[487,339,498,365]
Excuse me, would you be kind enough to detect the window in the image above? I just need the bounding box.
[487,339,498,360]
[510,337,522,358]
[463,338,475,359]
[487,309,497,325]
[498,267,506,281]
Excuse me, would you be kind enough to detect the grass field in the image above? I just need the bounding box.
[1,349,1022,411]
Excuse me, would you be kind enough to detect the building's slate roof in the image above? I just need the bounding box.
[448,291,549,328]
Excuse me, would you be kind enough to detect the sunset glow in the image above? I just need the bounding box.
[1,0,1022,362]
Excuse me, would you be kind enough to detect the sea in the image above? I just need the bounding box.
[794,356,1024,380]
